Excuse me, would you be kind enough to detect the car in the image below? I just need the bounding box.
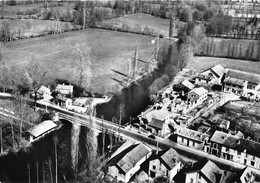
[148,134,156,139]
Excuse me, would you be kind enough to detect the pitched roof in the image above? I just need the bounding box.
[185,160,223,183]
[73,98,88,107]
[148,118,164,130]
[210,64,226,78]
[210,131,260,158]
[56,84,73,91]
[225,69,260,84]
[117,143,150,174]
[189,87,208,97]
[160,148,182,170]
[181,79,195,90]
[176,126,210,142]
[28,120,57,138]
[224,77,244,86]
[38,86,50,94]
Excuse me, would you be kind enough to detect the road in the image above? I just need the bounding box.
[36,100,260,176]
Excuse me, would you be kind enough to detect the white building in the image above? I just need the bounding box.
[56,83,73,97]
[200,64,226,85]
[148,148,183,182]
[37,85,52,101]
[187,87,208,106]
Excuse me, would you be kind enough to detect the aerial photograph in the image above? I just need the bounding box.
[0,0,260,182]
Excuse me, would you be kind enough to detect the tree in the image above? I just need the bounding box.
[74,43,91,88]
[203,9,214,22]
[53,135,58,183]
[1,0,3,19]
[24,57,48,109]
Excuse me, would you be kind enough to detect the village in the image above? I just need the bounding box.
[103,64,260,183]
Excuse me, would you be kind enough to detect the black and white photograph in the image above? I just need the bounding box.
[0,0,260,182]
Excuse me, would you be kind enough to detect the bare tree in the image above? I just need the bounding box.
[27,164,31,183]
[25,57,48,109]
[53,135,59,183]
[74,43,91,88]
[48,159,53,183]
[1,0,3,19]
[36,161,39,183]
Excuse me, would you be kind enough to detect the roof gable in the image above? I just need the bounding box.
[160,148,181,170]
[189,87,208,96]
[226,69,260,84]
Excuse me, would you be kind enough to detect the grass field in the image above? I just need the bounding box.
[103,13,183,37]
[2,28,161,93]
[187,56,260,75]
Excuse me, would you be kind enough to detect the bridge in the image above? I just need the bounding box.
[1,100,260,177]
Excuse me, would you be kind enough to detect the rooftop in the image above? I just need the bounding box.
[210,131,260,158]
[160,148,182,170]
[176,126,210,142]
[226,69,260,85]
[185,160,223,183]
[148,118,164,130]
[38,85,50,94]
[56,83,73,91]
[181,79,195,90]
[189,87,208,96]
[202,64,226,79]
[107,142,151,174]
[224,77,244,86]
[27,120,57,138]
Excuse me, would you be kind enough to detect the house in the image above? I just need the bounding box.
[106,142,152,183]
[223,69,260,99]
[187,87,208,106]
[37,85,52,101]
[175,126,210,151]
[219,167,256,183]
[147,117,168,137]
[209,131,260,170]
[26,120,58,143]
[172,79,195,93]
[194,74,211,85]
[200,64,226,85]
[55,83,73,97]
[148,148,183,182]
[184,160,223,183]
[54,94,72,109]
[70,97,90,113]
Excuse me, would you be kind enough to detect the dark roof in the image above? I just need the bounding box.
[210,131,260,158]
[224,78,244,86]
[160,148,182,170]
[107,143,150,174]
[148,118,164,130]
[185,160,223,183]
[195,74,211,81]
[225,69,260,84]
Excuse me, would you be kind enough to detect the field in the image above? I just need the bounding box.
[187,56,260,75]
[2,28,160,93]
[103,13,183,37]
[0,19,74,37]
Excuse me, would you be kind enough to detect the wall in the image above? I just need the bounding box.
[195,37,260,61]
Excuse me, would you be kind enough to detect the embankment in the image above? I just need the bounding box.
[95,40,192,124]
[195,37,260,61]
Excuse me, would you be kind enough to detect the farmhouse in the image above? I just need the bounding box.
[209,131,260,170]
[187,87,208,106]
[107,142,152,183]
[200,64,226,85]
[26,120,58,143]
[223,69,260,99]
[148,148,183,181]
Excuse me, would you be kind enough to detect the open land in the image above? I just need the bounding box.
[187,56,260,75]
[2,28,163,93]
[103,13,183,37]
